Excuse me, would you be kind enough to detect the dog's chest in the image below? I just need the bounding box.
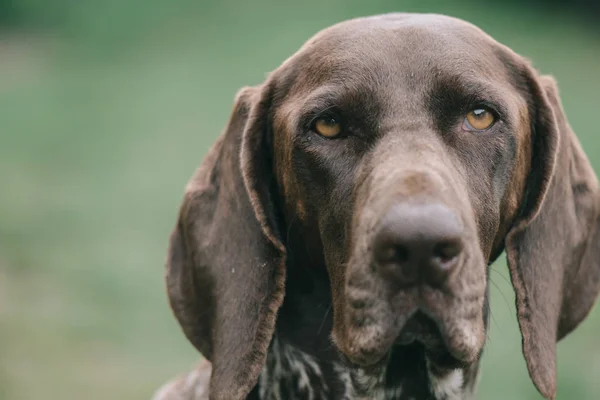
[257,337,465,400]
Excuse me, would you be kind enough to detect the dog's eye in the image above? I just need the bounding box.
[463,108,495,131]
[313,116,342,138]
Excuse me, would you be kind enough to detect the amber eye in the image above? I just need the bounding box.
[463,108,496,131]
[313,116,342,138]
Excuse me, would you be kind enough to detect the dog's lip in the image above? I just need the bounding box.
[342,305,481,367]
[337,345,389,368]
[339,324,400,367]
[396,308,480,363]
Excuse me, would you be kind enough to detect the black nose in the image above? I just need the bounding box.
[373,203,464,288]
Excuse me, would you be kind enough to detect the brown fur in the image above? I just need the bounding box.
[158,13,600,400]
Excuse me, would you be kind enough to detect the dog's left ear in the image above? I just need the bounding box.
[505,69,600,399]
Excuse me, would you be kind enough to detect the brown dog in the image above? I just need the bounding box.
[154,13,600,400]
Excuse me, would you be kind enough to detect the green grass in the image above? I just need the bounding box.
[1,1,599,399]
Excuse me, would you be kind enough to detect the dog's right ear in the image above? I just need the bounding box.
[165,83,286,400]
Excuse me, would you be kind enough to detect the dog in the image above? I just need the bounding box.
[154,13,600,400]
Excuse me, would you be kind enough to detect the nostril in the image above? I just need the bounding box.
[376,244,410,264]
[395,245,410,264]
[428,239,463,286]
[432,240,463,265]
[377,245,396,264]
[375,243,418,285]
[376,244,410,265]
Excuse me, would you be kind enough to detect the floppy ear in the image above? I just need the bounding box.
[505,72,600,399]
[165,83,286,400]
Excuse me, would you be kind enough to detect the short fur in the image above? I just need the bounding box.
[154,13,600,400]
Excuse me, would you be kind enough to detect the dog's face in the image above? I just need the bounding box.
[166,13,600,400]
[270,15,530,369]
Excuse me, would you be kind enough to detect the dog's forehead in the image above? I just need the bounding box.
[307,13,496,54]
[283,13,507,89]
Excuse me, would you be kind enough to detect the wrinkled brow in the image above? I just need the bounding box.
[297,85,353,116]
[427,74,513,133]
[295,83,382,125]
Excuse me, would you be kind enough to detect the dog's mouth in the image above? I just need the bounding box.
[339,293,484,369]
[395,310,443,347]
[394,310,467,369]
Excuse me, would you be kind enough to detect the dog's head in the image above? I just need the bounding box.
[166,14,600,400]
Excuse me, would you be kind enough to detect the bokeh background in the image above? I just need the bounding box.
[1,1,599,399]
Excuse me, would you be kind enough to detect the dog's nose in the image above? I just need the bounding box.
[373,203,464,288]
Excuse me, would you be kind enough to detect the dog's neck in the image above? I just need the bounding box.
[257,334,476,400]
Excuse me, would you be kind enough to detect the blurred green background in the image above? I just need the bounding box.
[1,1,599,399]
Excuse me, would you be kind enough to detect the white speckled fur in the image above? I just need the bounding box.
[152,341,473,400]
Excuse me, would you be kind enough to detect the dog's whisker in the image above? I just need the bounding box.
[488,272,513,316]
[317,304,333,336]
[489,265,512,287]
